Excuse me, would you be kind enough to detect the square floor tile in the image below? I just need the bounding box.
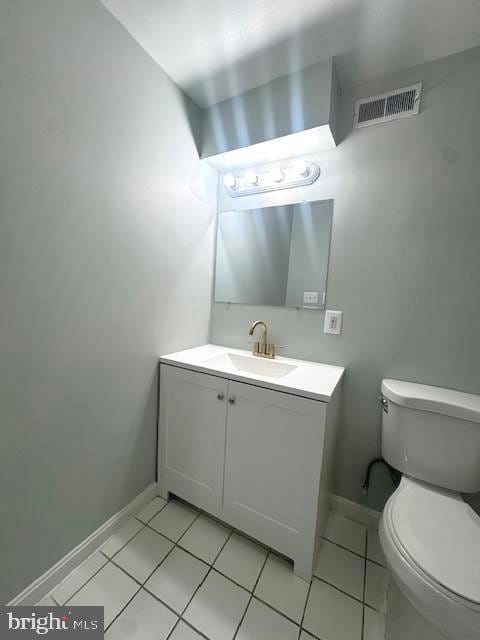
[37,596,56,606]
[136,497,168,524]
[365,561,389,614]
[214,533,268,591]
[303,579,363,640]
[324,513,367,556]
[149,500,199,541]
[144,547,209,614]
[237,598,299,640]
[299,633,315,640]
[169,621,205,640]
[114,527,173,583]
[366,528,386,566]
[52,551,108,604]
[184,571,250,640]
[254,554,309,624]
[363,606,386,640]
[68,563,138,628]
[105,589,177,639]
[101,518,144,558]
[314,538,365,600]
[179,514,230,564]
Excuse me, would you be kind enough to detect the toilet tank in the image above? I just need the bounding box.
[381,379,480,493]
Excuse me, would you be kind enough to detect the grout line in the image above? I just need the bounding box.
[300,630,322,640]
[168,617,211,640]
[104,511,199,634]
[252,594,303,628]
[361,529,369,640]
[63,497,176,612]
[102,520,147,561]
[232,548,271,640]
[311,575,365,606]
[364,527,386,568]
[209,565,255,593]
[144,521,185,546]
[104,580,142,633]
[62,555,114,606]
[140,584,211,640]
[298,568,314,640]
[104,545,177,633]
[364,602,386,615]
[366,557,386,569]
[144,508,203,548]
[58,498,371,638]
[164,527,236,640]
[320,535,367,562]
[134,495,170,526]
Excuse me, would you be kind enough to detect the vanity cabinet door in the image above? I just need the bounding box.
[223,381,326,563]
[158,365,228,514]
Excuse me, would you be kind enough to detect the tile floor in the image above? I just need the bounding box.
[40,497,389,639]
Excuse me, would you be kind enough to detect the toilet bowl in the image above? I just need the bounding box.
[379,476,480,640]
[378,379,480,640]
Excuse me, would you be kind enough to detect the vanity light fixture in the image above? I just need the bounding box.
[224,160,320,197]
[245,170,259,186]
[270,167,284,183]
[223,173,237,189]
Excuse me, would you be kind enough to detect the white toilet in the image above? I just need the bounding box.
[378,379,480,640]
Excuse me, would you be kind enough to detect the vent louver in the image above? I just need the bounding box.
[354,83,421,128]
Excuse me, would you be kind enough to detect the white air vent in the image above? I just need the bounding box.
[354,83,421,128]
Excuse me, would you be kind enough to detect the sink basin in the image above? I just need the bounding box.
[202,352,297,380]
[160,344,345,401]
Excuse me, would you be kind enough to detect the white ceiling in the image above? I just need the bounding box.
[102,0,480,107]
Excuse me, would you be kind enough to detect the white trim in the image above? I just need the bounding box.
[8,482,158,606]
[332,494,381,529]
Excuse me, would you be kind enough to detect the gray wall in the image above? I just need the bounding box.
[0,0,216,602]
[211,46,480,512]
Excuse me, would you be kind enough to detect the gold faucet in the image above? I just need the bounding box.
[249,320,276,359]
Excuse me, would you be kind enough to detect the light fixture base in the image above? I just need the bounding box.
[225,162,320,198]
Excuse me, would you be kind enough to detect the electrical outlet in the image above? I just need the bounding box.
[303,291,318,305]
[324,310,343,335]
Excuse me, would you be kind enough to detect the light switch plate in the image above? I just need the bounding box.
[303,292,318,305]
[324,310,343,335]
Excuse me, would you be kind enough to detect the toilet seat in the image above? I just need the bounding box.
[390,477,480,604]
[380,477,480,640]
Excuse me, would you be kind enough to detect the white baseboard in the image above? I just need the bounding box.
[8,482,158,606]
[331,494,381,529]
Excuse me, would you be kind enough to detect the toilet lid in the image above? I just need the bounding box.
[391,479,480,604]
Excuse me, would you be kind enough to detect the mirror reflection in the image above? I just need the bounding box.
[214,199,333,308]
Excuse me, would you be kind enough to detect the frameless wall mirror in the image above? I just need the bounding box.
[214,199,333,309]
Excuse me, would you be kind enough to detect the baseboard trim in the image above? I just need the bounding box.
[8,482,158,606]
[332,494,381,529]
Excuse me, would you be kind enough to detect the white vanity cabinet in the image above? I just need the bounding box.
[158,366,228,514]
[158,345,343,581]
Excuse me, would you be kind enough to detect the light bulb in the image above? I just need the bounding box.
[223,174,237,189]
[270,167,284,183]
[295,159,309,177]
[245,170,258,186]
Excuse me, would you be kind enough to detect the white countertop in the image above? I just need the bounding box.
[159,344,344,402]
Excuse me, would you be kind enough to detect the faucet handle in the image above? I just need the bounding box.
[271,344,284,358]
[248,341,260,355]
